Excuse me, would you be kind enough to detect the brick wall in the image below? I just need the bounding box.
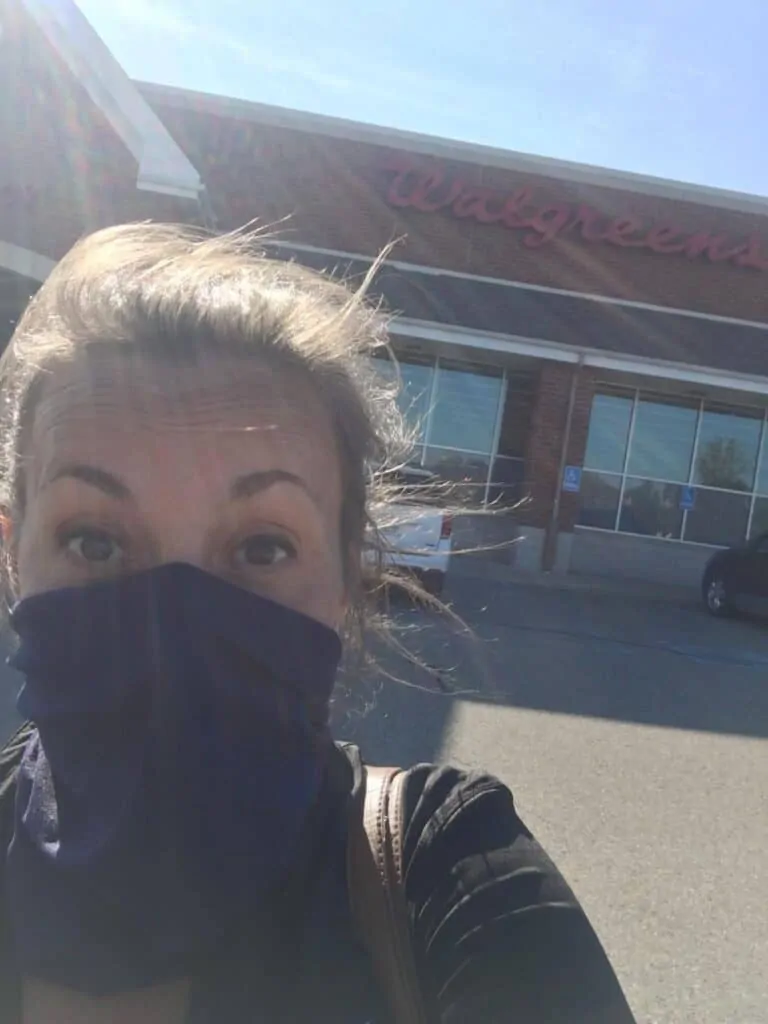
[148,95,768,324]
[520,362,596,532]
[560,370,597,531]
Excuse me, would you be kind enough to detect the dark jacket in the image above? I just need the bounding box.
[0,723,635,1023]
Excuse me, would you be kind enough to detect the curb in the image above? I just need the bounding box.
[446,558,699,607]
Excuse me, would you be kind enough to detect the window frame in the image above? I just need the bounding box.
[624,395,699,484]
[373,353,531,506]
[578,385,768,549]
[582,388,634,476]
[693,403,763,493]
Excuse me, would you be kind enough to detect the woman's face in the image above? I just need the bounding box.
[14,350,348,630]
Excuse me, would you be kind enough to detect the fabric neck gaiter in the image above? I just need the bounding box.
[5,563,342,996]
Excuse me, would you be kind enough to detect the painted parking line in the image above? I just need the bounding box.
[498,621,768,669]
[652,639,768,667]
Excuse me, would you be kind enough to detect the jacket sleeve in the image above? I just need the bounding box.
[400,763,636,1024]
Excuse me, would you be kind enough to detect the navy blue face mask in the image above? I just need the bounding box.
[5,562,342,995]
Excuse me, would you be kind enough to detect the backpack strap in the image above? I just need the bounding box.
[347,765,428,1024]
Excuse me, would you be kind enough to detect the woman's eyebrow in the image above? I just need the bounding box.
[230,469,311,501]
[46,464,131,501]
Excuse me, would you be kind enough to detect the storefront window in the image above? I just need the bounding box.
[371,354,531,508]
[423,448,490,506]
[371,355,433,445]
[618,479,684,539]
[752,423,768,496]
[578,387,768,549]
[488,374,534,507]
[626,397,697,482]
[578,471,622,530]
[749,496,768,538]
[683,489,751,547]
[496,373,535,460]
[488,455,526,507]
[428,361,503,454]
[397,361,433,444]
[583,391,632,473]
[694,406,761,492]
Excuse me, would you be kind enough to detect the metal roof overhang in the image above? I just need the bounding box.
[20,0,203,200]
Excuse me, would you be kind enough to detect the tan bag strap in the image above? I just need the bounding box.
[347,765,428,1024]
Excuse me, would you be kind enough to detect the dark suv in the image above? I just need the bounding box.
[702,532,768,617]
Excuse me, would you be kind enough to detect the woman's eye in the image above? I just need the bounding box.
[235,534,296,568]
[62,528,123,566]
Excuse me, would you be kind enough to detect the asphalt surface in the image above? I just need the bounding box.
[1,578,766,1023]
[335,576,768,1024]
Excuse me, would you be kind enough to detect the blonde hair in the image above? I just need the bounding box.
[0,222,410,637]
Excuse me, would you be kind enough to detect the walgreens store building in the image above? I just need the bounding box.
[5,0,768,587]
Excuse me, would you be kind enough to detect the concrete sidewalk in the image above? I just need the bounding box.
[447,555,699,607]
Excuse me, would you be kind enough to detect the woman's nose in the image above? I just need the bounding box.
[155,536,209,571]
[151,514,211,571]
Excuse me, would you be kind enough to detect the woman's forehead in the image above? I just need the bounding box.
[27,352,341,495]
[34,350,319,419]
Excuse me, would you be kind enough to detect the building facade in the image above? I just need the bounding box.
[4,0,768,585]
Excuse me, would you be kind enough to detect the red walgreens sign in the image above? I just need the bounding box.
[383,160,768,271]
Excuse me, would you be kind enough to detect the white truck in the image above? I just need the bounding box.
[369,467,453,596]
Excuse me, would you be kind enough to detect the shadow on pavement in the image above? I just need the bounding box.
[334,578,768,757]
[452,577,768,739]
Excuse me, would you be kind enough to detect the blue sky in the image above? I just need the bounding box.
[78,0,767,195]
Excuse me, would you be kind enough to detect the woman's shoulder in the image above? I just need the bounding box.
[340,746,543,915]
[398,759,523,838]
[341,748,635,1022]
[338,744,527,862]
[392,760,547,909]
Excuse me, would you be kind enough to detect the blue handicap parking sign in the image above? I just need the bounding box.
[562,465,582,493]
[680,485,696,511]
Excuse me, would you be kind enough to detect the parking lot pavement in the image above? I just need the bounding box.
[336,576,768,1024]
[0,577,765,1024]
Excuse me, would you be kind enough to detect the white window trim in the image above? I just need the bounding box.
[267,239,768,331]
[392,317,768,398]
[0,241,54,282]
[584,467,764,500]
[268,241,768,394]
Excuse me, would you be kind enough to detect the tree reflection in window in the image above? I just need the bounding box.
[694,408,760,492]
[696,437,755,491]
